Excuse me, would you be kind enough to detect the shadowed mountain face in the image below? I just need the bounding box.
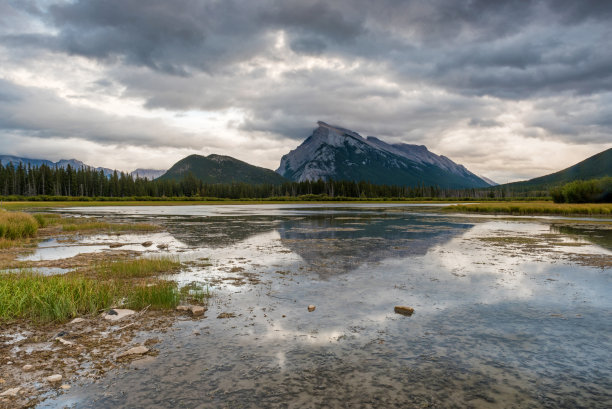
[277,121,492,189]
[159,154,287,185]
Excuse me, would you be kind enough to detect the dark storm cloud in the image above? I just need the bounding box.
[2,0,612,148]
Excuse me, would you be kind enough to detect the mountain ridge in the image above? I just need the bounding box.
[277,121,493,189]
[0,155,164,179]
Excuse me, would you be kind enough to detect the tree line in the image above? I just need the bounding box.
[0,162,546,200]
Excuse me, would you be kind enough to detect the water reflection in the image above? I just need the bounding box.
[38,205,612,408]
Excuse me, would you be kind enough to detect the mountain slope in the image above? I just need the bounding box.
[505,148,612,191]
[159,154,288,185]
[277,121,492,188]
[0,155,115,177]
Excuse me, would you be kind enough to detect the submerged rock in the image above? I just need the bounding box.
[394,306,414,316]
[45,374,63,383]
[308,305,316,312]
[141,241,153,247]
[103,309,135,321]
[217,312,236,319]
[117,345,149,358]
[190,306,206,316]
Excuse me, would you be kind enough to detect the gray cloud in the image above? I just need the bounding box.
[1,0,612,180]
[0,79,200,149]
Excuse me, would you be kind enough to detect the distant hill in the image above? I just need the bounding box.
[277,121,493,189]
[159,154,288,185]
[504,148,612,191]
[0,155,115,177]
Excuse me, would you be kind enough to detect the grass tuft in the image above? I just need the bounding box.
[0,270,115,323]
[61,220,158,232]
[123,281,180,310]
[95,256,181,279]
[0,211,38,240]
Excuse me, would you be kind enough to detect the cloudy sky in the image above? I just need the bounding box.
[1,0,611,182]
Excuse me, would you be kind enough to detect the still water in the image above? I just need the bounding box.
[40,205,611,408]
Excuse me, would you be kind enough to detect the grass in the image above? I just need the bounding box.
[0,269,191,323]
[445,201,612,216]
[95,256,181,279]
[0,210,38,240]
[179,282,211,304]
[0,270,115,323]
[124,281,180,310]
[60,220,158,232]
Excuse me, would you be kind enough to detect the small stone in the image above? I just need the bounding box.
[141,241,153,247]
[394,306,415,316]
[117,345,149,358]
[55,337,75,346]
[307,305,316,312]
[189,306,206,316]
[175,305,190,312]
[217,312,236,319]
[45,374,63,383]
[69,318,85,324]
[60,384,71,390]
[156,243,169,250]
[22,364,33,371]
[103,309,135,321]
[0,387,20,397]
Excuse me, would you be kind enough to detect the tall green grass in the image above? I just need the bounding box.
[96,256,181,279]
[124,281,180,310]
[0,270,185,323]
[0,211,38,240]
[0,270,115,323]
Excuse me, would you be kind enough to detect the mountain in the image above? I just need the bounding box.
[0,155,115,177]
[130,168,166,180]
[504,148,612,191]
[276,121,493,188]
[159,154,288,185]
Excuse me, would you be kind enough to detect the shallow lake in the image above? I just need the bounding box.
[39,204,612,408]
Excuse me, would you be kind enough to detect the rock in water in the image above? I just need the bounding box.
[117,345,149,358]
[394,306,414,316]
[190,306,206,316]
[45,374,63,383]
[308,305,316,312]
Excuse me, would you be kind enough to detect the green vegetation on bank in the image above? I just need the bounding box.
[95,256,181,279]
[0,210,38,239]
[446,201,612,216]
[0,255,208,323]
[550,177,612,203]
